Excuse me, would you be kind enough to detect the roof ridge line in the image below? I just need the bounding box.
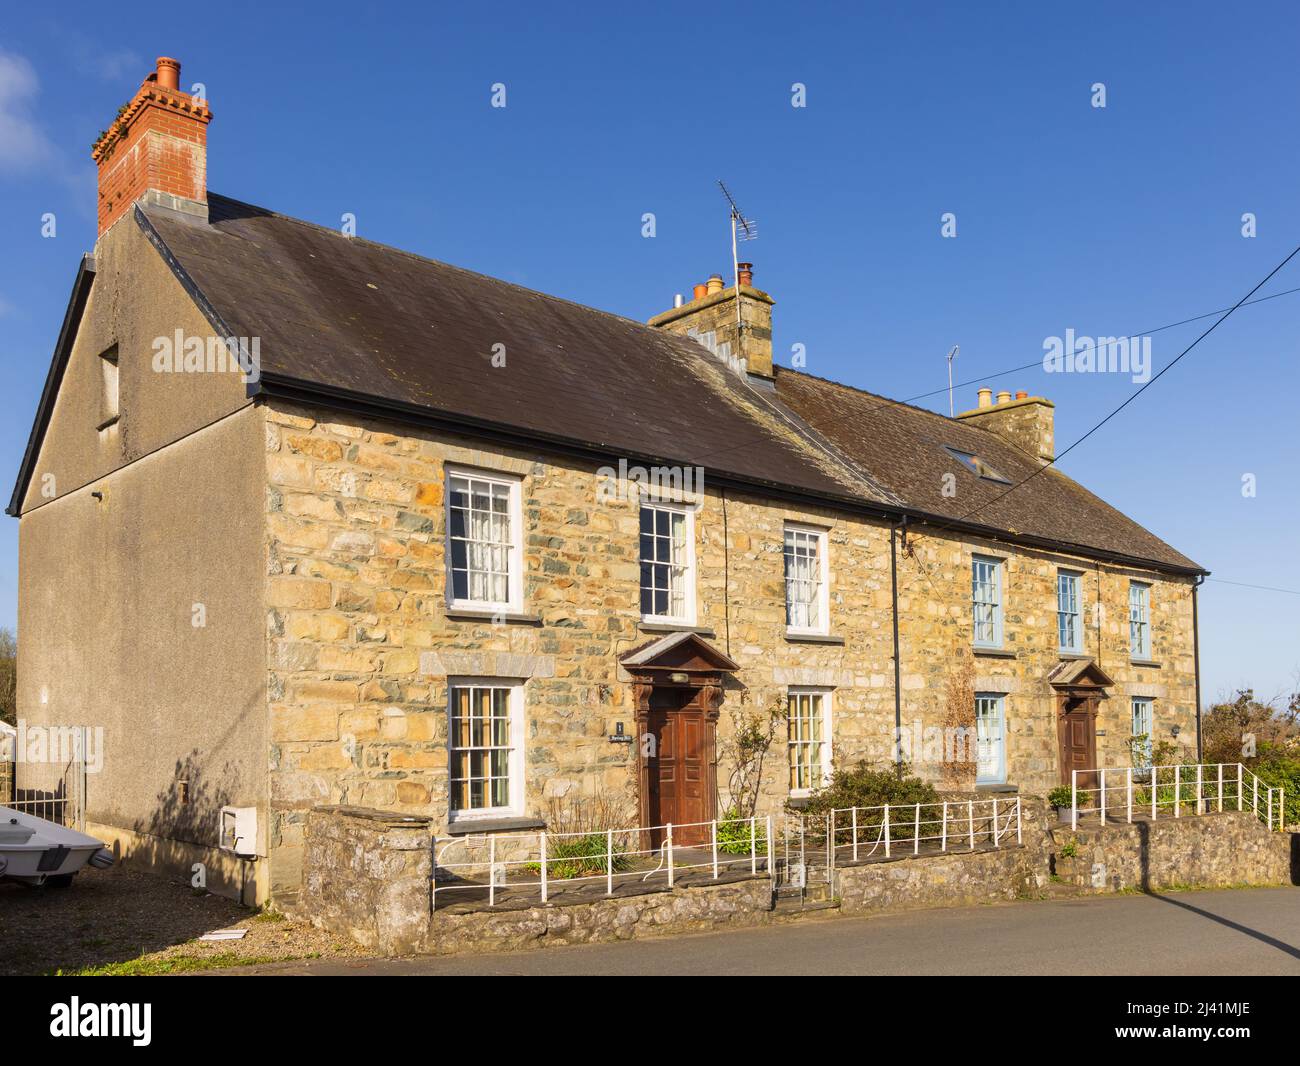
[777,364,1003,432]
[203,191,685,340]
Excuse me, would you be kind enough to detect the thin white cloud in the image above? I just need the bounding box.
[64,35,142,84]
[88,48,140,83]
[0,50,54,173]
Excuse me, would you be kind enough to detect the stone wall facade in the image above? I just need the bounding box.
[264,398,1198,899]
[1052,813,1297,892]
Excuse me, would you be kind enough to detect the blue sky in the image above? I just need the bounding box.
[1,1,1297,707]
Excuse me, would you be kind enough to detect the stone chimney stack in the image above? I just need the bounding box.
[648,265,774,379]
[956,390,1055,464]
[92,56,212,237]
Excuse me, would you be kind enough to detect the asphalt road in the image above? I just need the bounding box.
[235,887,1300,976]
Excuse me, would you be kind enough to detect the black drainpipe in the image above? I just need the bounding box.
[890,520,905,773]
[721,487,731,657]
[1192,574,1206,761]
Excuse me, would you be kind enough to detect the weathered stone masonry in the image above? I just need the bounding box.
[263,399,1198,899]
[305,803,1295,957]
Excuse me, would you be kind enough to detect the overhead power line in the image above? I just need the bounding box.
[1205,578,1300,597]
[690,283,1300,468]
[947,244,1300,528]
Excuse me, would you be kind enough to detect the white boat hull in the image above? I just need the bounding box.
[0,806,113,886]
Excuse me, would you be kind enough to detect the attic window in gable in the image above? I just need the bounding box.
[97,345,120,431]
[943,446,1011,485]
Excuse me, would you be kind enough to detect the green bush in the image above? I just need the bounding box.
[796,760,939,816]
[1253,754,1300,826]
[795,761,941,845]
[1047,786,1073,809]
[527,833,632,880]
[716,809,766,854]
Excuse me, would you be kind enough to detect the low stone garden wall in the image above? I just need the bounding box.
[303,804,1053,956]
[837,843,1043,914]
[424,877,775,956]
[1050,811,1298,892]
[303,805,780,955]
[302,802,1297,958]
[303,805,435,954]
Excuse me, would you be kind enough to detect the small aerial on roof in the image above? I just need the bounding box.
[718,180,758,333]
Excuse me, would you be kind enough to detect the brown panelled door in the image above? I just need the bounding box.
[646,688,710,846]
[1058,696,1098,790]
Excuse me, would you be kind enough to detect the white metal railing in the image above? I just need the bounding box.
[431,799,1026,908]
[825,798,1022,867]
[1070,763,1285,832]
[431,814,774,909]
[2,795,76,827]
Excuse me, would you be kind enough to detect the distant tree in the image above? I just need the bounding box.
[1202,685,1300,827]
[1201,688,1298,765]
[0,628,14,726]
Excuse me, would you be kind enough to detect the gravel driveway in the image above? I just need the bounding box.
[0,864,362,975]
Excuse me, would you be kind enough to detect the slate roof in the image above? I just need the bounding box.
[773,370,1200,571]
[141,194,872,504]
[125,192,1200,574]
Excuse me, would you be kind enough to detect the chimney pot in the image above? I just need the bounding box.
[155,57,181,91]
[93,55,209,237]
[737,262,753,287]
[1015,390,1028,400]
[650,264,775,379]
[957,390,1055,463]
[673,293,684,308]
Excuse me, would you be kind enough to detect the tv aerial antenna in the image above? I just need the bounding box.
[718,180,757,332]
[947,345,960,416]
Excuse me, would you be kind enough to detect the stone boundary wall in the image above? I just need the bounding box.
[1051,812,1298,892]
[303,805,1297,958]
[303,805,435,954]
[836,844,1043,914]
[304,805,1049,956]
[423,878,775,957]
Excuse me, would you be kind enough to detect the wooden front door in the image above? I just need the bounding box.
[646,687,712,846]
[1058,695,1098,791]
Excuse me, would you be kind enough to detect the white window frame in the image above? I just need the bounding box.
[1131,696,1154,769]
[1129,581,1151,660]
[783,523,830,635]
[787,687,833,797]
[446,677,525,824]
[639,501,696,625]
[974,693,1007,785]
[444,467,524,613]
[972,555,1004,649]
[1057,569,1083,654]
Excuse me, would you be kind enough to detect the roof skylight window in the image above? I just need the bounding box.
[943,446,1012,485]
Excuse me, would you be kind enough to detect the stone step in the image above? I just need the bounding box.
[1043,879,1092,898]
[772,893,840,914]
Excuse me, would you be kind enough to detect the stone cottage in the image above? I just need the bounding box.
[9,58,1206,904]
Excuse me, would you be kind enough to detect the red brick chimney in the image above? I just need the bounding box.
[91,57,212,237]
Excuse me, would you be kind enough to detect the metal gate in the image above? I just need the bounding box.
[773,813,834,902]
[7,724,88,830]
